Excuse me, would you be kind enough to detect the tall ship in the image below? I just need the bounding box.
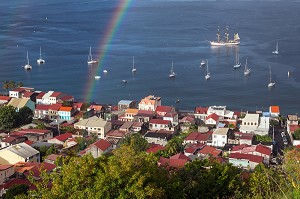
[210,27,240,46]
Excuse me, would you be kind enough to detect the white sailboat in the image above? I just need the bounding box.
[233,52,241,69]
[243,58,251,76]
[37,47,45,64]
[24,51,32,70]
[87,46,98,64]
[272,42,279,55]
[200,60,206,67]
[132,56,137,73]
[169,60,176,78]
[210,27,240,46]
[268,65,275,88]
[205,60,210,80]
[95,76,101,79]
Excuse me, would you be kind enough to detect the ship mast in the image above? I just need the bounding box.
[225,27,229,43]
[216,27,221,43]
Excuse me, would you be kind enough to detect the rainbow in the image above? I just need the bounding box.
[84,0,133,103]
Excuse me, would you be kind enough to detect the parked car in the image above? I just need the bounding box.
[281,132,286,137]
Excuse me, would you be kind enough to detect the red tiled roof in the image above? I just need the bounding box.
[50,92,62,98]
[22,92,34,98]
[255,144,272,156]
[0,96,11,101]
[158,156,189,169]
[232,144,251,151]
[155,106,173,113]
[229,153,263,164]
[206,113,219,121]
[146,144,165,153]
[106,130,126,138]
[60,95,74,101]
[36,92,46,99]
[2,136,18,143]
[59,106,73,112]
[184,143,205,154]
[0,178,32,190]
[198,145,222,157]
[88,105,103,111]
[270,106,280,113]
[170,153,191,161]
[51,133,73,142]
[45,154,62,162]
[0,165,13,170]
[195,107,208,114]
[73,102,83,109]
[19,129,51,134]
[180,116,195,123]
[24,140,33,145]
[93,139,112,151]
[240,134,254,140]
[12,88,26,92]
[35,104,51,110]
[49,103,62,111]
[185,132,211,142]
[290,125,300,132]
[149,119,170,125]
[164,112,177,117]
[23,162,56,178]
[137,110,155,115]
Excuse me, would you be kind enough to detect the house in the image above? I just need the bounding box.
[134,110,155,123]
[239,113,260,133]
[229,153,263,170]
[184,143,205,157]
[74,116,112,138]
[197,145,222,159]
[194,106,208,120]
[47,133,73,145]
[0,135,28,149]
[155,106,175,117]
[41,91,54,105]
[231,144,272,164]
[64,138,78,148]
[207,106,234,120]
[138,95,161,111]
[118,100,136,111]
[35,92,46,104]
[0,96,11,105]
[179,115,195,132]
[163,112,179,125]
[205,113,219,126]
[49,92,66,104]
[14,161,56,180]
[22,91,38,103]
[212,128,229,147]
[9,129,53,142]
[269,106,280,117]
[119,108,139,122]
[149,119,171,131]
[234,132,254,145]
[87,105,103,113]
[0,165,14,185]
[183,132,212,145]
[158,153,191,169]
[48,104,62,120]
[119,122,133,132]
[0,143,40,164]
[81,139,113,158]
[144,131,173,146]
[7,98,35,112]
[57,95,74,104]
[131,122,143,133]
[287,115,299,134]
[34,104,51,119]
[72,102,83,112]
[44,154,63,165]
[9,87,34,98]
[105,130,127,140]
[58,106,75,121]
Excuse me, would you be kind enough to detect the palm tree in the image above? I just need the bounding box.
[3,81,9,94]
[16,82,24,88]
[8,80,16,90]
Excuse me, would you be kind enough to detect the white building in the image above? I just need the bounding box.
[138,95,161,111]
[41,91,54,105]
[212,128,229,147]
[207,106,234,119]
[239,114,260,133]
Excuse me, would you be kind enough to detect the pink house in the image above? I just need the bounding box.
[205,113,219,126]
[158,153,191,169]
[47,133,73,145]
[81,139,113,158]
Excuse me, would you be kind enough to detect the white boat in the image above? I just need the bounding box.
[132,56,137,73]
[268,65,275,88]
[95,76,101,79]
[210,27,240,46]
[233,51,241,69]
[24,51,32,70]
[103,70,108,73]
[122,79,128,83]
[87,46,98,64]
[205,60,210,80]
[169,60,176,78]
[200,60,206,67]
[36,47,45,64]
[288,71,290,77]
[244,58,251,76]
[272,42,279,55]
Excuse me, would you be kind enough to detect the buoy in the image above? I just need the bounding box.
[288,71,290,77]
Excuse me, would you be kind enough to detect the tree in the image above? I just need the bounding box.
[165,136,185,156]
[293,128,300,140]
[0,105,18,131]
[18,106,33,126]
[2,81,9,94]
[8,80,16,90]
[16,81,24,88]
[121,133,149,153]
[4,184,29,199]
[36,122,47,130]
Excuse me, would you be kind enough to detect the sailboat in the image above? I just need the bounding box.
[268,65,275,88]
[87,46,98,64]
[169,60,176,78]
[132,56,137,73]
[243,58,251,76]
[205,60,210,80]
[233,52,241,69]
[200,60,206,67]
[37,47,45,64]
[272,42,279,55]
[24,51,32,70]
[210,27,240,46]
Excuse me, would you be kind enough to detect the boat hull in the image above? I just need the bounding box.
[88,60,99,64]
[210,41,240,46]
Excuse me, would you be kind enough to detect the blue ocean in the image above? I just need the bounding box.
[0,0,300,115]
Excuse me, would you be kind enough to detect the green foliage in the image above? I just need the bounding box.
[165,136,185,157]
[293,128,300,140]
[0,105,18,131]
[121,133,149,153]
[4,184,28,199]
[255,134,272,142]
[18,106,33,126]
[60,125,76,134]
[36,122,47,130]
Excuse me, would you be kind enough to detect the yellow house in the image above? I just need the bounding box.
[0,143,40,164]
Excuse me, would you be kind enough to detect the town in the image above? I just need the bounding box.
[0,85,300,198]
